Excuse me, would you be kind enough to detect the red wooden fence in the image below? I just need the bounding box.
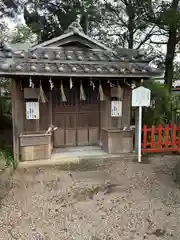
[142,124,180,153]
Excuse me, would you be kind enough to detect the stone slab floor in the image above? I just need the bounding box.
[0,155,180,239]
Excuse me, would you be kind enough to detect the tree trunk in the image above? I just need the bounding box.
[164,0,179,93]
[127,2,134,49]
[128,16,134,49]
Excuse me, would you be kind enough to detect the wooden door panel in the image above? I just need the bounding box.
[53,86,100,147]
[66,129,76,146]
[54,129,64,147]
[77,128,88,145]
[89,128,99,145]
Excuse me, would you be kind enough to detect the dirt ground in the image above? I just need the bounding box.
[0,155,180,240]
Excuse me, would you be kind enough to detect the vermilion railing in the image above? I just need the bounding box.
[142,124,180,153]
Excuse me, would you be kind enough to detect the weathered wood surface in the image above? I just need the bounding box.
[53,85,100,147]
[24,88,39,99]
[20,134,51,147]
[11,79,24,162]
[20,132,51,161]
[21,144,51,161]
[102,129,133,154]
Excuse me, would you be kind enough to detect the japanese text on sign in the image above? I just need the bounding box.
[132,86,151,107]
[111,101,122,117]
[26,102,39,119]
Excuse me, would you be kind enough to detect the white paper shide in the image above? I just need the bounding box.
[26,102,40,119]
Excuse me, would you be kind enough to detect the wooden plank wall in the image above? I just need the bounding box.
[13,79,132,156]
[23,90,51,132]
[12,79,52,161]
[100,86,131,134]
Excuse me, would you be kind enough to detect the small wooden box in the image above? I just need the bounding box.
[20,132,51,161]
[102,129,133,154]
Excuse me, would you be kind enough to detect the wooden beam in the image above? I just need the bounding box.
[0,71,159,78]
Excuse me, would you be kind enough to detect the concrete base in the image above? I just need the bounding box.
[18,146,136,169]
[52,146,108,158]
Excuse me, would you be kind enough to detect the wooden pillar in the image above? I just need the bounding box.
[49,91,53,150]
[100,86,110,145]
[11,79,24,162]
[121,87,131,128]
[100,89,110,129]
[49,91,53,126]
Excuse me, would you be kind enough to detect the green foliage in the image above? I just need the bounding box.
[0,143,15,169]
[144,0,180,92]
[173,63,180,80]
[171,93,180,111]
[143,80,172,126]
[0,97,12,130]
[142,79,180,127]
[2,0,160,51]
[23,0,102,43]
[10,24,37,44]
[0,98,11,116]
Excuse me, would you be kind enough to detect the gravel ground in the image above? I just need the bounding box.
[0,155,180,239]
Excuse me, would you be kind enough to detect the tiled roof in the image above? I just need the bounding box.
[0,44,161,77]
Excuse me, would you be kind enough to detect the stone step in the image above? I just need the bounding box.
[18,153,136,170]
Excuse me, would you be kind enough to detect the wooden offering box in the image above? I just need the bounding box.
[20,132,52,161]
[102,129,133,154]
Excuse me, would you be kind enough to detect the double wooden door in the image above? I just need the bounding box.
[53,86,100,147]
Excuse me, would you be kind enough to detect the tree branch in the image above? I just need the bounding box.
[150,40,168,44]
[103,0,128,27]
[136,25,156,49]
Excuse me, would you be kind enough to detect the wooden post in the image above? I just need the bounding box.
[165,124,170,149]
[157,124,163,148]
[11,79,24,162]
[142,125,147,150]
[49,91,53,126]
[121,86,131,129]
[49,91,53,150]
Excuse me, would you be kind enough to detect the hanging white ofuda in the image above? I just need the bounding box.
[111,101,122,117]
[80,82,86,101]
[26,102,40,119]
[60,80,67,102]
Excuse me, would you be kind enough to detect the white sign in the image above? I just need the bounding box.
[111,101,122,117]
[132,86,151,107]
[26,102,39,119]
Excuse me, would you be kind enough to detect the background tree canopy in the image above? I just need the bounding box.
[23,0,102,43]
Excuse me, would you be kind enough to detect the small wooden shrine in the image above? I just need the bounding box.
[0,20,161,162]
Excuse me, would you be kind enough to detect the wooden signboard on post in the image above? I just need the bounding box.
[132,86,151,163]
